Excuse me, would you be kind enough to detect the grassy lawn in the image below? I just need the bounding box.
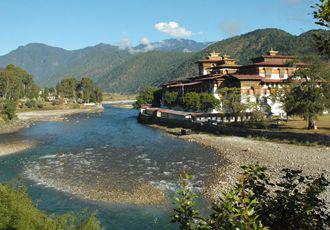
[277,114,330,135]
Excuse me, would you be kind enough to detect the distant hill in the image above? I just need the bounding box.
[166,28,329,81]
[0,43,131,86]
[0,28,327,93]
[97,51,193,93]
[0,39,208,86]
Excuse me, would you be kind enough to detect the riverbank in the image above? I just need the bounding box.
[0,105,103,156]
[0,139,35,157]
[0,105,103,134]
[17,106,103,121]
[148,124,330,203]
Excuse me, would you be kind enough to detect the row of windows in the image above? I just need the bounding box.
[260,68,289,75]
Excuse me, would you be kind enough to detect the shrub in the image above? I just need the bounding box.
[3,100,17,120]
[172,163,329,230]
[183,92,201,111]
[25,100,37,109]
[165,92,179,108]
[0,183,103,229]
[199,93,220,112]
[37,103,44,109]
[134,87,162,109]
[249,109,266,128]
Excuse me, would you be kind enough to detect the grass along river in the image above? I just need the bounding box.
[0,106,223,229]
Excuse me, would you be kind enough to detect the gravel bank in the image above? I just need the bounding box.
[148,125,330,203]
[183,134,330,201]
[0,139,34,156]
[17,107,103,121]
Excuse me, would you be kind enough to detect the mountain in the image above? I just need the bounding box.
[0,43,131,86]
[134,39,211,52]
[0,28,327,93]
[0,39,209,86]
[165,28,329,81]
[97,51,194,93]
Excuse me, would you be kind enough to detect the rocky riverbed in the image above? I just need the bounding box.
[148,125,330,203]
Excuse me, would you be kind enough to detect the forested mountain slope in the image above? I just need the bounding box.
[0,28,326,93]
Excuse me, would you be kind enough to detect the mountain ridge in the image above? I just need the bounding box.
[0,28,327,93]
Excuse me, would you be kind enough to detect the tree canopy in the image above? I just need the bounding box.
[134,87,162,108]
[172,164,330,229]
[0,183,103,229]
[312,0,330,57]
[56,77,103,103]
[219,87,247,116]
[281,59,329,129]
[0,64,39,101]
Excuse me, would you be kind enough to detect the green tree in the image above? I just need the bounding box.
[172,172,207,229]
[282,60,329,129]
[57,78,78,99]
[259,169,329,230]
[312,0,330,57]
[183,92,201,111]
[43,87,49,100]
[199,93,220,112]
[79,77,94,103]
[0,65,36,100]
[2,100,17,120]
[0,183,103,229]
[134,87,161,109]
[219,87,247,120]
[27,83,40,100]
[165,91,179,108]
[92,87,103,103]
[172,164,329,230]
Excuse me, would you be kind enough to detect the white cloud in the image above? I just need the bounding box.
[117,37,138,53]
[154,21,192,37]
[117,37,133,50]
[140,37,150,46]
[220,20,242,37]
[139,37,156,51]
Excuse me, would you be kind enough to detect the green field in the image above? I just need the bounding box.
[278,114,330,135]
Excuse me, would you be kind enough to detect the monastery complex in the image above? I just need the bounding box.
[161,50,306,116]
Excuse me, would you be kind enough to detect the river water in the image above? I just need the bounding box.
[0,106,223,229]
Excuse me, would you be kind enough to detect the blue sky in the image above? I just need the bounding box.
[0,0,320,55]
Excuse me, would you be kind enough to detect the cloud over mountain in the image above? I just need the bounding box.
[154,21,192,37]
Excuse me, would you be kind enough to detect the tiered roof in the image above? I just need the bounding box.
[163,49,302,88]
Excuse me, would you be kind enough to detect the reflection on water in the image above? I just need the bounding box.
[0,106,223,229]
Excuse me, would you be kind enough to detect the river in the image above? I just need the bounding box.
[0,106,223,229]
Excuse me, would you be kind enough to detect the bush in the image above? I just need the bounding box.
[37,103,44,109]
[0,183,103,229]
[172,163,330,230]
[183,92,201,111]
[25,100,37,109]
[3,100,17,120]
[199,93,220,112]
[134,87,162,109]
[249,109,266,128]
[165,92,179,108]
